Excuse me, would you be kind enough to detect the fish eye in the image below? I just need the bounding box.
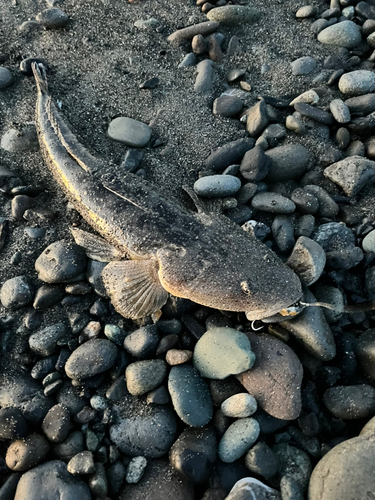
[241,281,251,295]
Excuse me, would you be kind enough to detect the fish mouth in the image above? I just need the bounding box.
[245,299,305,323]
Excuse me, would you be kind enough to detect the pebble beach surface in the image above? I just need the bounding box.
[2,0,375,498]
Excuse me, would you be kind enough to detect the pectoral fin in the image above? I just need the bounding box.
[101,259,168,319]
[70,228,124,262]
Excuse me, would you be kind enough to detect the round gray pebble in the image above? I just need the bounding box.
[339,70,375,96]
[65,339,118,380]
[317,20,362,48]
[0,276,34,309]
[108,117,151,147]
[251,192,296,214]
[291,56,317,75]
[125,359,167,396]
[218,417,260,463]
[221,393,257,418]
[194,175,241,197]
[0,67,14,90]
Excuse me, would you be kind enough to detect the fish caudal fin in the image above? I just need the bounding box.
[31,62,48,95]
[102,259,168,319]
[70,228,124,262]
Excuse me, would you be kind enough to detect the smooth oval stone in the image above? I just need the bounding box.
[363,229,375,252]
[65,339,118,380]
[108,117,151,147]
[251,192,296,214]
[14,460,91,500]
[29,323,68,357]
[125,359,167,396]
[52,431,84,461]
[207,5,261,25]
[218,418,260,463]
[245,99,269,137]
[124,324,159,358]
[167,21,220,42]
[67,451,95,475]
[213,95,243,117]
[290,90,319,106]
[294,103,334,125]
[237,333,303,420]
[296,5,317,17]
[35,241,87,284]
[0,67,14,89]
[291,56,317,75]
[308,434,375,500]
[317,20,362,48]
[0,276,34,309]
[245,442,279,479]
[221,393,257,418]
[274,443,312,491]
[205,138,254,172]
[195,59,215,93]
[226,477,281,500]
[6,433,50,471]
[324,384,375,419]
[193,327,255,379]
[272,215,295,253]
[265,144,310,182]
[110,406,177,458]
[324,156,375,196]
[356,329,375,381]
[280,288,336,361]
[302,185,339,217]
[240,145,271,181]
[36,8,69,28]
[42,404,70,443]
[287,236,326,286]
[345,93,375,114]
[194,175,241,198]
[169,427,216,484]
[330,99,351,123]
[168,365,213,426]
[339,70,375,96]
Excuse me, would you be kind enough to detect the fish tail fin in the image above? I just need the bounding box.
[31,62,48,95]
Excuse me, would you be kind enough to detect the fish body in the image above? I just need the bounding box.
[32,63,302,320]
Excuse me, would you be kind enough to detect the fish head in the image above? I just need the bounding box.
[156,219,303,320]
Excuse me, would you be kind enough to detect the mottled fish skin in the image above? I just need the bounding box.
[32,63,302,320]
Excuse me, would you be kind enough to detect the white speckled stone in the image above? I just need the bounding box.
[194,175,241,198]
[338,71,375,96]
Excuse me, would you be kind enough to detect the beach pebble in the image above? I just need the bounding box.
[29,323,68,357]
[195,59,214,93]
[125,360,167,396]
[242,220,271,240]
[213,95,243,117]
[120,459,194,500]
[245,99,269,137]
[205,138,254,172]
[67,451,95,475]
[0,276,34,309]
[345,93,375,114]
[294,103,334,124]
[308,434,375,500]
[0,67,14,90]
[178,52,197,69]
[170,427,216,484]
[280,288,336,361]
[274,444,312,491]
[324,156,375,196]
[226,478,281,500]
[286,114,306,134]
[108,117,151,147]
[165,349,192,365]
[6,433,50,471]
[287,236,326,286]
[272,216,295,252]
[363,230,375,252]
[104,324,126,345]
[208,33,224,62]
[14,460,91,500]
[265,144,309,182]
[65,339,117,380]
[238,333,303,420]
[221,393,257,418]
[107,461,125,494]
[110,406,176,457]
[33,285,65,310]
[193,327,255,379]
[35,241,86,284]
[302,185,339,217]
[324,384,375,419]
[194,175,241,197]
[126,456,147,484]
[290,90,319,106]
[245,442,279,479]
[36,8,69,28]
[88,462,107,497]
[330,99,351,123]
[206,5,260,25]
[336,127,351,149]
[296,5,317,18]
[167,21,219,42]
[168,365,213,426]
[20,58,48,76]
[311,18,329,34]
[0,408,27,440]
[42,404,70,443]
[124,325,159,358]
[227,68,246,82]
[290,188,319,214]
[1,124,39,152]
[280,476,304,500]
[192,34,208,55]
[219,418,260,463]
[317,20,362,48]
[339,70,375,95]
[251,192,296,214]
[291,56,317,75]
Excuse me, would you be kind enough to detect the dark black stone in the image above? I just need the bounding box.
[42,404,71,443]
[120,149,144,173]
[294,103,334,124]
[245,442,279,479]
[0,473,21,500]
[139,77,159,89]
[124,325,159,358]
[31,355,59,380]
[205,139,255,173]
[327,69,345,86]
[240,145,271,182]
[347,112,375,137]
[156,334,179,355]
[33,285,65,310]
[181,314,205,339]
[24,309,43,330]
[0,408,27,440]
[356,1,375,19]
[291,188,319,214]
[20,58,49,76]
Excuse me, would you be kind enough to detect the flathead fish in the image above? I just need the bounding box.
[32,63,302,321]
